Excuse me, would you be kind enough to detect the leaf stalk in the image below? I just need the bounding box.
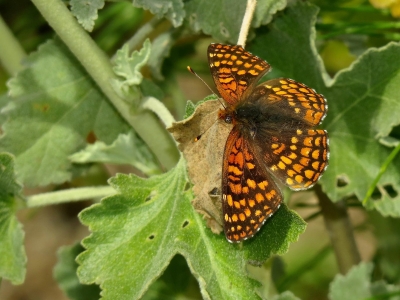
[26,186,116,208]
[315,185,361,274]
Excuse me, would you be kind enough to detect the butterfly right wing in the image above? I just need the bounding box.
[208,44,271,106]
[249,78,329,190]
[222,126,282,242]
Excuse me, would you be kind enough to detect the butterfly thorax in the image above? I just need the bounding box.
[220,99,308,141]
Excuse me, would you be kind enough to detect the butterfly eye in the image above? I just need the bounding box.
[225,115,233,124]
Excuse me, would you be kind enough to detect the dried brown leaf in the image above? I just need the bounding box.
[168,100,232,234]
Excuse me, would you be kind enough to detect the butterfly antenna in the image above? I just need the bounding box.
[187,66,226,109]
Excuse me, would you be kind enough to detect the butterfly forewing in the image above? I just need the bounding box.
[208,43,271,105]
[222,127,282,242]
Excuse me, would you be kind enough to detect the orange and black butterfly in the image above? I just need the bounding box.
[208,43,329,243]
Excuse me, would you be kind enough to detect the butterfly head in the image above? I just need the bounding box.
[218,106,236,125]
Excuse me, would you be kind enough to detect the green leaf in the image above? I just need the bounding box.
[253,0,287,28]
[183,94,218,119]
[69,130,161,176]
[243,204,306,263]
[70,0,105,32]
[54,243,100,300]
[0,153,26,284]
[183,100,197,119]
[132,0,185,27]
[250,1,400,215]
[329,262,373,300]
[77,158,305,299]
[1,39,129,187]
[185,0,287,44]
[329,262,400,300]
[250,2,327,88]
[113,39,151,87]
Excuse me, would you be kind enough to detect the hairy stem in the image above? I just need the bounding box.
[237,0,257,47]
[0,15,27,75]
[26,186,116,208]
[315,185,361,274]
[30,0,179,170]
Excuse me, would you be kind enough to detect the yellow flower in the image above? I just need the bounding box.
[391,1,400,16]
[370,0,400,17]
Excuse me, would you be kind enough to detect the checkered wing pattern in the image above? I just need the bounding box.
[208,43,271,105]
[260,129,329,190]
[222,127,282,242]
[251,79,329,190]
[257,78,328,126]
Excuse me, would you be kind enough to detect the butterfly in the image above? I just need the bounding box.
[208,43,329,242]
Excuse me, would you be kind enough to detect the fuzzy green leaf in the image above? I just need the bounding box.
[54,243,100,300]
[70,0,105,32]
[329,262,373,300]
[243,204,306,263]
[185,0,287,44]
[253,0,287,28]
[77,158,305,299]
[132,0,185,27]
[1,39,128,187]
[250,1,400,215]
[0,153,26,284]
[113,39,151,87]
[329,262,400,300]
[69,130,161,176]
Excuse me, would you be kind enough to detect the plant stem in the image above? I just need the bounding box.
[237,0,257,47]
[26,186,116,208]
[315,185,361,274]
[30,0,179,170]
[142,96,176,129]
[0,15,27,75]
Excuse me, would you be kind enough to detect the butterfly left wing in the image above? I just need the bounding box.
[208,44,271,106]
[222,126,282,242]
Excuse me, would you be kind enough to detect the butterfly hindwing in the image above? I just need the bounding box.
[255,128,329,190]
